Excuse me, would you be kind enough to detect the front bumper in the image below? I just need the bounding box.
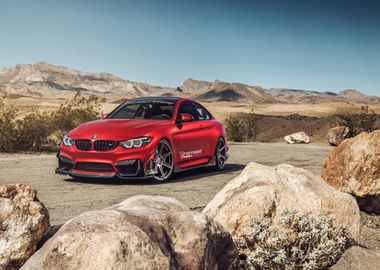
[56,142,157,179]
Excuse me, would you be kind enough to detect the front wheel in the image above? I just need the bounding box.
[214,138,227,171]
[151,139,174,183]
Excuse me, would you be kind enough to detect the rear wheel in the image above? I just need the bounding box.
[214,138,227,170]
[151,139,174,183]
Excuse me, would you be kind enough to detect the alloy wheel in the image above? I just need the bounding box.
[216,138,227,170]
[152,140,174,181]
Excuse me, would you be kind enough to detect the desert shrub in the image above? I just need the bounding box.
[0,99,18,152]
[50,92,105,140]
[13,111,54,151]
[234,211,353,270]
[338,105,377,137]
[0,93,104,152]
[225,113,258,142]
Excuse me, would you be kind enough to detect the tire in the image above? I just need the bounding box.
[214,138,227,171]
[150,139,174,183]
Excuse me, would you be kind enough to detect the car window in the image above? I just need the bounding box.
[109,101,175,120]
[192,102,212,120]
[178,101,199,120]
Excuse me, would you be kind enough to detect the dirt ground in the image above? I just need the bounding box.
[4,97,380,118]
[0,142,379,250]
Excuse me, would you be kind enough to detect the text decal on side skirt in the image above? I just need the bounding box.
[179,149,202,159]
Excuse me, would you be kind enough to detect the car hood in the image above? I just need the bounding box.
[68,119,171,140]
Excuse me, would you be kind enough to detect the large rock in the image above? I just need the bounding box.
[327,126,350,146]
[0,184,50,270]
[284,131,310,144]
[321,131,380,212]
[331,246,380,270]
[22,195,238,270]
[203,162,360,241]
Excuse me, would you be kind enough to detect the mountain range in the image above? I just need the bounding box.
[0,62,379,104]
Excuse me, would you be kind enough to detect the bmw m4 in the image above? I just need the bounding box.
[56,97,229,182]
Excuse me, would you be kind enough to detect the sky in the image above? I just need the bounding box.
[0,0,379,95]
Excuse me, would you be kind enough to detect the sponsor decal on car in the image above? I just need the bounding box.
[179,149,202,159]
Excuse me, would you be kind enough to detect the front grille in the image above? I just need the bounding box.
[75,140,91,151]
[75,162,114,172]
[94,140,118,151]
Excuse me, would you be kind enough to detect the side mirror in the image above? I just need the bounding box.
[177,113,194,124]
[101,113,110,119]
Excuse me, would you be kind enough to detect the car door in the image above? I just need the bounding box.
[174,101,207,167]
[191,102,215,158]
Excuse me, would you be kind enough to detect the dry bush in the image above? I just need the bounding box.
[0,98,18,152]
[225,113,258,142]
[337,105,377,137]
[14,112,54,151]
[0,93,104,152]
[50,93,105,141]
[235,211,353,270]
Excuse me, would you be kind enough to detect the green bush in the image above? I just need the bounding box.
[225,113,258,142]
[338,105,377,137]
[0,92,104,152]
[234,211,353,270]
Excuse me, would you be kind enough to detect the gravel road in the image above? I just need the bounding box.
[0,143,332,225]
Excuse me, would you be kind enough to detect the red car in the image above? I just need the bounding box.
[56,97,229,182]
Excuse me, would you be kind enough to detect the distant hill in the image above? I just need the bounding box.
[193,80,276,103]
[267,88,380,103]
[180,78,211,94]
[0,62,379,104]
[0,62,176,99]
[337,89,380,103]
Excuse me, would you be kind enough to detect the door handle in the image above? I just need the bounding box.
[199,124,204,129]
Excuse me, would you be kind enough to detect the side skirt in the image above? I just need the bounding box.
[174,157,216,173]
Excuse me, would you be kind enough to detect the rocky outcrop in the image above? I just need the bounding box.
[321,131,380,212]
[327,126,350,146]
[21,195,238,270]
[203,162,360,241]
[0,184,50,270]
[284,131,310,144]
[331,246,380,270]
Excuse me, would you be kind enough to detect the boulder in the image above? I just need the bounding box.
[0,184,50,270]
[321,131,380,212]
[327,126,350,146]
[203,162,360,242]
[21,195,238,270]
[284,131,310,144]
[331,246,380,270]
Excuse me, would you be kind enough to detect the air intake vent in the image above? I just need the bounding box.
[75,162,114,172]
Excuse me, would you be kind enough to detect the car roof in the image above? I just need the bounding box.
[128,96,187,103]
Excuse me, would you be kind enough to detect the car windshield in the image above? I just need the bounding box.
[108,100,176,120]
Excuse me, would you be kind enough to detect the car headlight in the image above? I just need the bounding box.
[63,135,74,147]
[120,137,152,149]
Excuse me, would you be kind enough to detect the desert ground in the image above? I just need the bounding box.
[0,143,331,225]
[5,96,380,118]
[1,142,379,251]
